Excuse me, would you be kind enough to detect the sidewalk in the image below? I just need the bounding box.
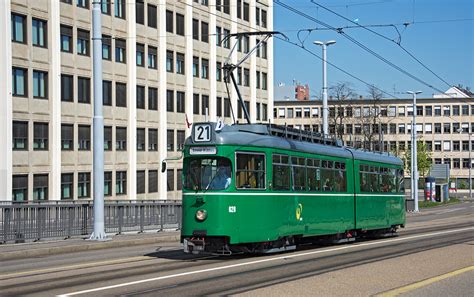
[0,230,180,261]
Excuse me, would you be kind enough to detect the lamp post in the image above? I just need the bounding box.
[314,40,336,138]
[469,133,472,199]
[407,91,422,212]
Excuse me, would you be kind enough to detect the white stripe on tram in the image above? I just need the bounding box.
[183,192,404,197]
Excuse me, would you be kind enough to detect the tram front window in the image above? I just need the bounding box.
[184,157,232,191]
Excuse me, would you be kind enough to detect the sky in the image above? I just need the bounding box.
[273,0,474,99]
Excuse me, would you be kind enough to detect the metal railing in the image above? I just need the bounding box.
[0,200,181,243]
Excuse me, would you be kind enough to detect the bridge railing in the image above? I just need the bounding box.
[0,200,181,243]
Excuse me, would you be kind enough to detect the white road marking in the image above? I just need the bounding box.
[58,227,473,297]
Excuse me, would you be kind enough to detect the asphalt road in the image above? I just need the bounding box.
[0,202,472,297]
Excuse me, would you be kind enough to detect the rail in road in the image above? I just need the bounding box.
[1,202,473,296]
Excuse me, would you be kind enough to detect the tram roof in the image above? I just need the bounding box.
[188,123,403,166]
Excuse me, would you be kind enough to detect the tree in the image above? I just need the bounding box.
[359,85,383,150]
[403,140,432,177]
[328,82,356,139]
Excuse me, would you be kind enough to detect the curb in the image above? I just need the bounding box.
[0,234,180,261]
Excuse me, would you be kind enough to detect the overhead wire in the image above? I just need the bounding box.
[274,0,447,94]
[184,0,399,100]
[310,0,453,89]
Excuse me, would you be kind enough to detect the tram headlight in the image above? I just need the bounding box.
[195,209,208,221]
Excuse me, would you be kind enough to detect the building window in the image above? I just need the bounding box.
[167,129,174,151]
[116,82,127,107]
[116,171,127,195]
[434,105,441,116]
[217,96,222,117]
[13,121,28,150]
[148,45,157,69]
[166,90,174,112]
[33,122,48,150]
[237,0,242,19]
[61,173,74,200]
[136,85,145,109]
[149,170,158,193]
[33,70,48,99]
[11,13,27,43]
[148,128,158,151]
[201,21,209,42]
[166,10,173,33]
[137,170,146,194]
[77,29,89,56]
[262,10,267,27]
[201,58,209,79]
[176,13,185,36]
[217,62,222,81]
[425,105,432,116]
[223,29,230,48]
[148,87,158,110]
[453,141,460,151]
[115,38,126,63]
[434,123,441,133]
[166,50,173,72]
[177,91,185,113]
[176,53,185,74]
[262,72,267,90]
[78,77,90,103]
[77,172,90,198]
[137,128,145,151]
[243,2,250,21]
[136,0,144,24]
[33,174,48,201]
[103,80,112,105]
[104,171,112,196]
[201,95,209,116]
[13,175,28,202]
[101,0,111,14]
[60,25,73,52]
[61,74,73,102]
[115,0,126,19]
[243,68,250,87]
[76,0,89,8]
[193,56,199,77]
[193,94,200,115]
[104,126,112,151]
[262,104,268,121]
[12,67,27,97]
[78,125,91,150]
[193,19,199,40]
[147,4,157,28]
[116,127,127,151]
[453,105,460,116]
[177,130,185,151]
[61,124,74,150]
[102,34,111,60]
[223,0,230,14]
[136,43,145,67]
[167,169,174,191]
[32,18,47,47]
[443,123,451,133]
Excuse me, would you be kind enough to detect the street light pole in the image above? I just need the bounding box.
[469,133,472,199]
[314,40,336,138]
[407,91,422,212]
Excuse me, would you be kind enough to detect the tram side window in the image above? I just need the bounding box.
[381,167,397,193]
[292,156,306,191]
[334,161,347,192]
[272,154,290,190]
[235,152,265,189]
[360,164,379,192]
[397,168,405,193]
[307,158,321,191]
[321,160,335,191]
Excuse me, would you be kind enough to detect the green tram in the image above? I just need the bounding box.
[181,122,405,255]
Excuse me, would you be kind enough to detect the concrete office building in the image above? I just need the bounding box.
[1,0,273,202]
[273,89,474,187]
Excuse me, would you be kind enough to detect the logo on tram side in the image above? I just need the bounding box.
[296,203,303,221]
